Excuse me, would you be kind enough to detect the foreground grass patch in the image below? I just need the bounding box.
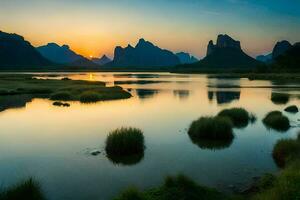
[253,160,300,200]
[0,178,45,200]
[262,111,290,132]
[0,74,131,105]
[218,108,250,128]
[114,174,229,200]
[105,127,145,164]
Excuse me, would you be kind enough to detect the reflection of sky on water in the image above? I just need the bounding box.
[0,72,299,200]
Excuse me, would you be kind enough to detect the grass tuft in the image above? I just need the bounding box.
[272,138,300,168]
[262,111,290,132]
[218,108,250,128]
[105,127,145,157]
[0,178,45,200]
[188,116,233,140]
[114,174,228,200]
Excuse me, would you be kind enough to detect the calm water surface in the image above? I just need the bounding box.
[0,72,299,200]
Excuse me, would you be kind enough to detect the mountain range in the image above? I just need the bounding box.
[37,43,97,67]
[109,38,180,67]
[0,30,299,71]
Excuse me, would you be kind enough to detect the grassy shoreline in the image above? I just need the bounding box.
[0,74,131,104]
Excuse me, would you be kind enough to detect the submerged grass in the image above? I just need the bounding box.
[262,111,290,132]
[105,127,145,157]
[188,116,233,140]
[0,178,45,200]
[218,108,250,128]
[0,74,131,103]
[114,174,230,200]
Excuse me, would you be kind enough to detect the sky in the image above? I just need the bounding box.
[0,0,300,59]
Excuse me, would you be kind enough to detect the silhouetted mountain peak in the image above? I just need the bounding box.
[136,38,154,49]
[207,34,241,56]
[216,34,241,49]
[0,30,51,68]
[0,31,24,41]
[111,38,180,67]
[272,40,292,59]
[62,44,70,49]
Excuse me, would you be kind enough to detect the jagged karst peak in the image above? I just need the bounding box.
[272,40,292,59]
[111,38,180,67]
[207,34,241,56]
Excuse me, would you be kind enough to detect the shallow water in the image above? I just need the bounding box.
[0,72,299,200]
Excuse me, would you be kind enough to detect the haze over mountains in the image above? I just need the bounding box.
[91,55,112,66]
[0,30,299,71]
[176,52,198,64]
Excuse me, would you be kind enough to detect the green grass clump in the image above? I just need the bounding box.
[50,91,73,101]
[79,91,101,103]
[114,174,229,200]
[272,138,300,168]
[105,127,145,157]
[253,161,300,200]
[0,178,45,200]
[188,117,233,140]
[262,111,290,132]
[271,93,289,105]
[284,105,298,113]
[218,108,250,128]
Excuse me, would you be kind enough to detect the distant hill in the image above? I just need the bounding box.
[256,53,272,63]
[272,40,292,60]
[176,52,198,64]
[109,38,180,67]
[37,43,98,67]
[273,43,300,70]
[179,34,261,70]
[91,55,112,65]
[0,30,51,68]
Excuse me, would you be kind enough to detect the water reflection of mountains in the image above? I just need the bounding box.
[134,89,191,100]
[208,91,240,104]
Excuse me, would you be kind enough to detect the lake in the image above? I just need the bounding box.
[0,72,299,200]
